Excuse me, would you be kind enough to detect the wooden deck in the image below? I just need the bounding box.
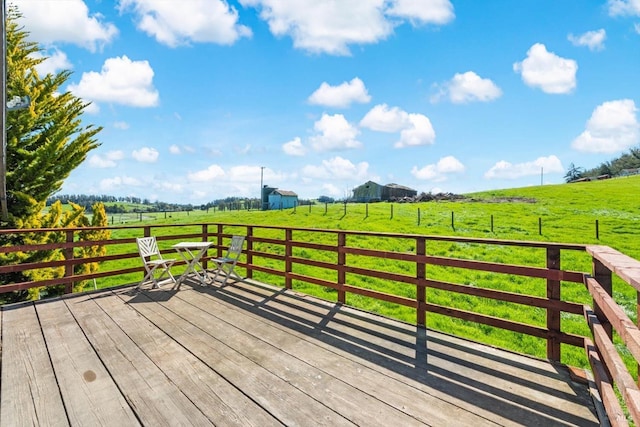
[0,277,600,426]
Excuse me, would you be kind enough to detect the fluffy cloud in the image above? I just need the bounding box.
[169,144,181,154]
[119,0,252,46]
[568,29,606,51]
[132,147,159,163]
[360,104,436,147]
[15,0,118,51]
[572,99,640,153]
[99,176,143,190]
[187,164,226,182]
[282,137,306,156]
[88,150,124,168]
[113,121,130,130]
[308,77,371,108]
[608,0,640,16]
[68,56,159,109]
[431,71,502,104]
[310,114,362,151]
[240,0,453,55]
[484,155,563,179]
[411,156,465,181]
[301,156,370,180]
[32,49,72,76]
[513,43,577,94]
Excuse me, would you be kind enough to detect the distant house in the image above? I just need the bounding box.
[352,181,417,202]
[268,189,298,210]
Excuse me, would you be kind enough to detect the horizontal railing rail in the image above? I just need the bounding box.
[1,223,639,424]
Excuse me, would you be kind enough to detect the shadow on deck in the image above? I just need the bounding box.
[0,276,600,426]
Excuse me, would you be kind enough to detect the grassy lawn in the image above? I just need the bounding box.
[91,175,640,368]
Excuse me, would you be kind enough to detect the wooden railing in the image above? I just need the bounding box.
[1,223,639,424]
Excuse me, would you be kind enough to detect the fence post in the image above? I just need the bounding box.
[593,258,613,339]
[366,203,368,218]
[390,204,393,219]
[245,226,253,279]
[416,237,426,327]
[325,202,328,215]
[538,217,542,235]
[418,208,421,226]
[451,211,455,231]
[201,224,208,270]
[595,219,599,240]
[491,214,494,233]
[64,230,74,294]
[285,228,292,290]
[546,247,561,362]
[337,232,346,304]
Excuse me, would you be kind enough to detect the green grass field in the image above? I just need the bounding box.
[92,175,640,368]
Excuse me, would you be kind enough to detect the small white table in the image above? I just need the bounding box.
[173,241,213,287]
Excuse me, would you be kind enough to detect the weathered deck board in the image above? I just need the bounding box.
[1,304,68,427]
[0,278,601,426]
[36,298,139,426]
[64,292,213,426]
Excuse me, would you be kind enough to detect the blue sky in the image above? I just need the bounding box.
[12,0,640,204]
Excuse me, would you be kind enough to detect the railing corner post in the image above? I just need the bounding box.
[337,232,346,304]
[64,230,75,294]
[416,237,426,327]
[546,246,561,362]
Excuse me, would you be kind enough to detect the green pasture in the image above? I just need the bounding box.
[88,175,640,369]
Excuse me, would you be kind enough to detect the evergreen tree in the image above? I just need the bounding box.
[0,8,102,302]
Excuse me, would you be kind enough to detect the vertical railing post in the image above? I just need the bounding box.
[593,258,613,339]
[416,237,426,327]
[201,224,208,270]
[64,230,74,294]
[246,226,253,279]
[337,232,346,304]
[285,228,292,290]
[216,224,224,257]
[546,247,561,362]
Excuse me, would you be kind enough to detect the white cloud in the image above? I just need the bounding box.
[15,0,118,52]
[132,147,159,163]
[513,43,577,94]
[282,137,306,156]
[484,155,564,179]
[308,77,371,108]
[360,104,410,132]
[119,0,252,47]
[411,156,465,181]
[568,29,606,51]
[572,99,640,153]
[386,0,455,25]
[169,144,181,154]
[187,164,226,182]
[608,0,640,16]
[360,104,436,148]
[310,114,362,151]
[240,0,453,55]
[301,156,370,180]
[396,114,436,148]
[113,121,130,130]
[68,56,159,108]
[88,150,124,168]
[99,176,143,190]
[32,49,72,76]
[431,71,502,104]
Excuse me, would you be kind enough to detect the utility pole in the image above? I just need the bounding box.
[0,0,7,221]
[260,166,265,210]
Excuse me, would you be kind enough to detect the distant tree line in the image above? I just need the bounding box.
[565,147,640,182]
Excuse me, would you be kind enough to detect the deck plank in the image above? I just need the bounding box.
[202,280,599,426]
[0,304,68,427]
[174,286,491,426]
[63,293,213,426]
[136,287,429,426]
[117,288,357,427]
[97,289,282,427]
[36,298,140,426]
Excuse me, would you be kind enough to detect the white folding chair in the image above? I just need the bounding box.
[211,235,245,285]
[136,236,177,289]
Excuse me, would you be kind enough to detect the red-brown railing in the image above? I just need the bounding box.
[1,223,639,424]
